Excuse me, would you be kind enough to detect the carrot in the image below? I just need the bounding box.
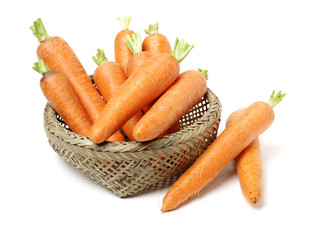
[142,23,172,54]
[30,18,105,124]
[133,69,208,141]
[114,17,135,74]
[161,91,286,212]
[226,109,262,205]
[89,38,194,144]
[126,32,153,77]
[33,60,92,137]
[92,49,143,141]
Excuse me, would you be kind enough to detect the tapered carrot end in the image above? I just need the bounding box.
[247,192,261,205]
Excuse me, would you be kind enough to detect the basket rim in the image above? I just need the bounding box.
[43,88,221,153]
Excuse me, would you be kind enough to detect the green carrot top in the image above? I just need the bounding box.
[171,37,194,63]
[144,23,159,35]
[268,90,286,108]
[117,17,131,30]
[33,59,50,76]
[126,32,142,55]
[198,68,209,80]
[30,18,50,43]
[92,49,108,66]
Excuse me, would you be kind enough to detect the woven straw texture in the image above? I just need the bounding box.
[43,88,221,197]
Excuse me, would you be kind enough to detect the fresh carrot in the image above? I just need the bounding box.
[161,91,286,212]
[89,38,194,144]
[92,49,143,141]
[226,109,262,205]
[133,69,208,141]
[126,32,153,77]
[30,18,105,124]
[114,17,135,74]
[33,60,92,137]
[142,23,172,54]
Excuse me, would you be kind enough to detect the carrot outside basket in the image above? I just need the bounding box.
[43,86,222,197]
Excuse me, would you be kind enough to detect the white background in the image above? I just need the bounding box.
[1,0,321,239]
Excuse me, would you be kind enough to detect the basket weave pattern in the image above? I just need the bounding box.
[44,89,221,197]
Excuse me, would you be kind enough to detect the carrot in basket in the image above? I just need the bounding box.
[133,69,208,141]
[142,23,172,54]
[30,18,105,124]
[33,60,92,137]
[126,32,153,77]
[226,109,262,205]
[89,38,194,144]
[92,49,143,141]
[161,91,286,212]
[114,17,135,74]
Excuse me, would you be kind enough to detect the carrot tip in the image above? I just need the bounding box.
[198,68,209,80]
[268,90,286,108]
[144,23,159,35]
[92,49,108,66]
[117,17,131,30]
[171,37,194,63]
[30,18,50,43]
[126,32,142,55]
[33,59,50,76]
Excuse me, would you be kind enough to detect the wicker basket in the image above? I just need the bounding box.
[43,88,221,197]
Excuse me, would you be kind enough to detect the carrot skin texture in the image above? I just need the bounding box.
[115,29,135,74]
[93,61,143,141]
[90,53,180,144]
[134,70,207,141]
[93,61,127,103]
[161,101,274,212]
[37,36,105,123]
[40,71,92,137]
[142,33,172,54]
[226,109,262,205]
[126,51,153,77]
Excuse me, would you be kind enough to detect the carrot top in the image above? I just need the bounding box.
[171,37,194,63]
[117,17,132,30]
[268,90,286,108]
[30,18,50,43]
[33,59,51,76]
[198,68,209,80]
[92,49,108,66]
[126,32,142,55]
[144,23,159,35]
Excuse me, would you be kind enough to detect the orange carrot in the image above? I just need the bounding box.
[125,32,153,77]
[92,49,143,141]
[89,38,194,144]
[161,91,286,212]
[140,98,181,138]
[33,60,92,137]
[142,23,172,54]
[133,69,208,141]
[226,109,262,205]
[31,18,105,124]
[114,17,135,74]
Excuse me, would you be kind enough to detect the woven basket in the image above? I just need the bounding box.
[43,88,221,197]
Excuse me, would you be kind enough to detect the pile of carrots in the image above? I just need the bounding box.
[31,17,285,212]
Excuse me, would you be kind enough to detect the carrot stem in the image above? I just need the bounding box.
[171,37,194,63]
[92,49,108,66]
[144,23,159,35]
[126,32,142,55]
[117,17,131,30]
[268,90,286,108]
[30,18,50,43]
[198,68,208,80]
[33,59,50,76]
